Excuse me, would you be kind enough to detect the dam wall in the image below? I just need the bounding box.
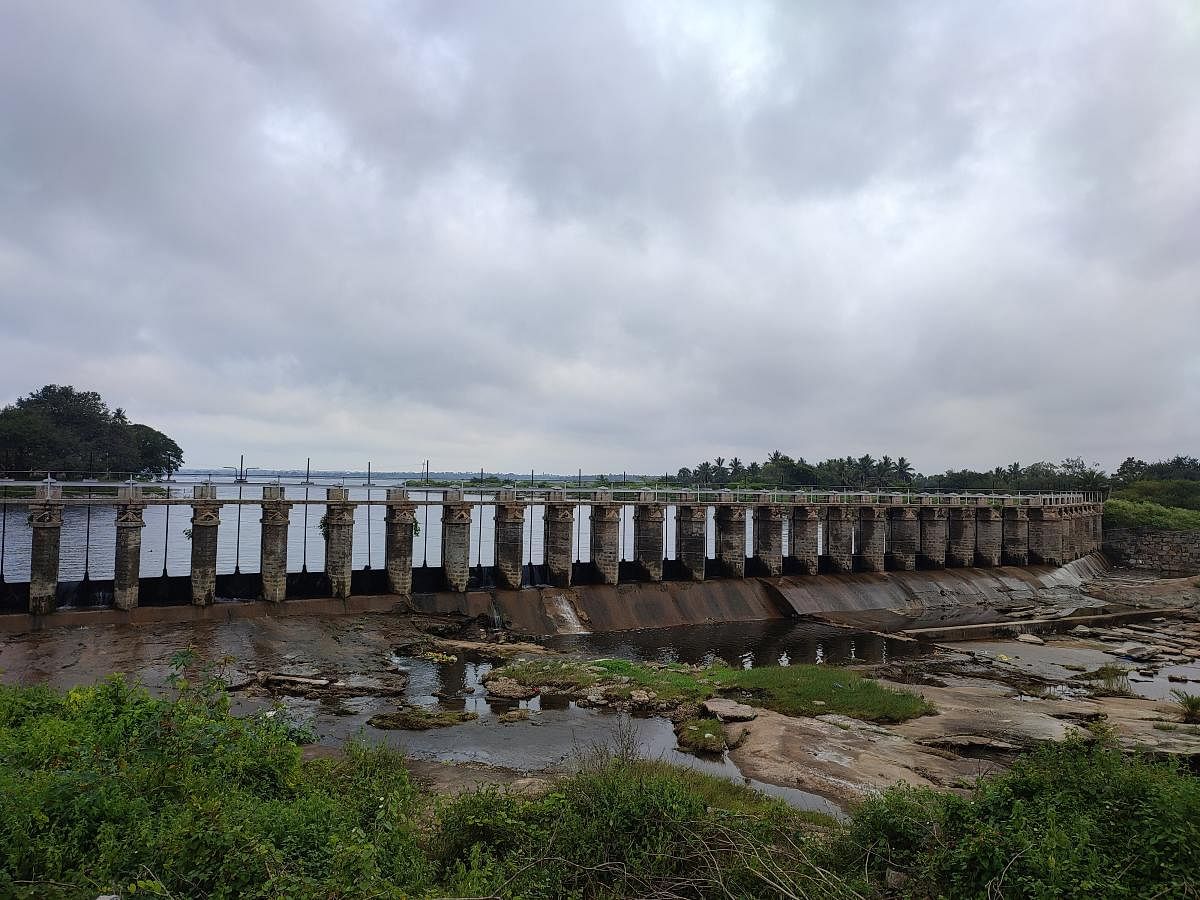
[1102,527,1200,577]
[0,481,1105,627]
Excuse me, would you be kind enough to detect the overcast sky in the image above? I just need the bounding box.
[1,2,1197,475]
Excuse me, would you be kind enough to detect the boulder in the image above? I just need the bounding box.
[702,698,758,722]
[483,675,538,700]
[1016,633,1044,645]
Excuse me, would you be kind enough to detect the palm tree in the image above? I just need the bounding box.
[895,457,914,484]
[856,454,876,488]
[695,461,713,485]
[877,455,895,486]
[729,457,744,482]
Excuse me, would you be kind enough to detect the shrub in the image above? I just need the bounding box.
[1171,689,1200,724]
[1104,498,1200,530]
[836,740,1200,898]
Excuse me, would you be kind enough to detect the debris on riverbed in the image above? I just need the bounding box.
[238,670,411,700]
[368,705,479,730]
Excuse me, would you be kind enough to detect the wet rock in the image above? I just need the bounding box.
[703,698,758,722]
[1169,674,1189,683]
[498,709,530,723]
[482,675,538,700]
[1016,633,1045,645]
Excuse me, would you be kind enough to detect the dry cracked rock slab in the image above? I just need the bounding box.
[702,698,758,722]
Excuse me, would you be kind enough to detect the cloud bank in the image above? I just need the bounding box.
[1,1,1197,473]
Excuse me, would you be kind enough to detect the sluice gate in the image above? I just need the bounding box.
[0,482,1105,618]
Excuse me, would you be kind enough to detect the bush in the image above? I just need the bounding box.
[836,740,1200,898]
[1103,498,1200,530]
[1113,479,1200,511]
[0,676,432,899]
[3,678,1197,899]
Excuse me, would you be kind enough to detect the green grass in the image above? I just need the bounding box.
[674,716,726,753]
[715,664,933,723]
[1073,664,1134,697]
[1104,498,1200,530]
[500,656,935,723]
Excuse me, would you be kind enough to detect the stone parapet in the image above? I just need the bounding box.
[440,494,473,592]
[714,504,746,577]
[789,506,821,575]
[975,506,1002,567]
[543,501,575,587]
[1002,507,1029,565]
[946,506,976,567]
[190,484,221,607]
[675,502,707,580]
[887,507,919,571]
[752,504,785,576]
[589,497,621,585]
[633,503,665,582]
[323,487,356,599]
[260,485,292,603]
[919,506,947,568]
[825,506,855,573]
[384,489,417,596]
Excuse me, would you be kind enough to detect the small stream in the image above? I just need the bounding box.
[229,619,928,816]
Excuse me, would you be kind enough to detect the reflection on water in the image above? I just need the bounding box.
[546,618,926,668]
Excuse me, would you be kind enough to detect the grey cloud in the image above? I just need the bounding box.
[1,0,1197,474]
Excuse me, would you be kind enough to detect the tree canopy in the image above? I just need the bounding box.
[0,385,183,478]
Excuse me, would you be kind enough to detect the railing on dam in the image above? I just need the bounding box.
[0,477,1106,617]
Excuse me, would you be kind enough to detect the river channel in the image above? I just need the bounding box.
[224,618,926,817]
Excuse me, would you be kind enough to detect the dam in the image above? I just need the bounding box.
[0,480,1105,626]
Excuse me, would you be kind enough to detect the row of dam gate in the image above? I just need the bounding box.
[1,482,1105,617]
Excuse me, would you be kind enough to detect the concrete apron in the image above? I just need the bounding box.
[0,553,1131,637]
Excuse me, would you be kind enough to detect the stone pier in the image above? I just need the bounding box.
[633,497,665,581]
[1028,507,1064,566]
[323,487,356,599]
[440,489,473,592]
[259,485,292,603]
[789,506,821,575]
[857,506,887,572]
[714,497,746,577]
[975,505,1002,567]
[190,484,220,607]
[493,490,526,591]
[384,488,417,596]
[675,499,707,581]
[543,493,575,588]
[825,505,855,573]
[113,486,145,611]
[919,506,947,568]
[1002,506,1029,565]
[887,506,919,570]
[590,492,621,585]
[946,505,976,567]
[28,485,63,615]
[752,502,785,576]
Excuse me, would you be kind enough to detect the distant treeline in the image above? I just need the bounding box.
[0,385,183,478]
[665,451,1200,497]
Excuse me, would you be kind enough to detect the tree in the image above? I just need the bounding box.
[895,457,914,484]
[0,385,184,477]
[729,457,744,482]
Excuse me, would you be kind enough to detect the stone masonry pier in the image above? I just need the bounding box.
[0,483,1105,617]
